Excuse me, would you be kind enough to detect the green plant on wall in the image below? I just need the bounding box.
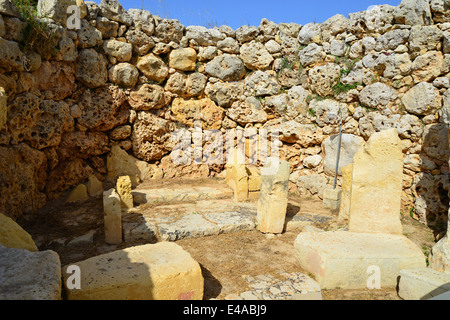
[13,0,54,51]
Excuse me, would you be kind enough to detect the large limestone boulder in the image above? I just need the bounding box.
[398,269,450,300]
[0,37,25,72]
[108,63,139,88]
[185,25,226,46]
[0,244,61,300]
[128,9,154,36]
[98,0,132,26]
[154,19,185,43]
[358,82,398,109]
[171,97,224,130]
[169,48,197,72]
[63,242,204,300]
[240,41,274,70]
[136,53,169,83]
[348,129,404,234]
[394,0,433,25]
[226,97,268,125]
[0,213,37,252]
[402,82,442,116]
[294,231,426,289]
[128,84,170,111]
[205,54,245,81]
[429,235,450,274]
[75,49,108,88]
[37,0,78,27]
[322,134,365,176]
[102,40,132,62]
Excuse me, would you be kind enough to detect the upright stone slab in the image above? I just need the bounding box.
[63,242,204,300]
[0,244,61,300]
[103,188,122,245]
[116,175,133,209]
[338,164,352,220]
[257,157,290,234]
[348,129,404,234]
[226,148,249,201]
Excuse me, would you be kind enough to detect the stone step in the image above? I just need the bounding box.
[294,231,427,289]
[398,268,450,300]
[63,242,204,300]
[224,272,322,300]
[132,185,234,205]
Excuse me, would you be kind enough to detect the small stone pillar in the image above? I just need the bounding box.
[103,188,122,245]
[257,157,290,234]
[338,164,353,220]
[116,176,133,209]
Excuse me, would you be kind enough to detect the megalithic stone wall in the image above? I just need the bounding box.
[0,0,449,233]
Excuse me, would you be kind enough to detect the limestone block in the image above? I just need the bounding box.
[257,157,290,234]
[116,176,133,209]
[103,188,122,245]
[398,269,450,300]
[63,242,204,300]
[429,235,450,274]
[338,164,352,221]
[229,164,248,201]
[66,184,89,203]
[294,231,427,289]
[0,213,38,252]
[0,245,61,300]
[169,48,197,71]
[348,129,403,234]
[246,166,261,192]
[322,187,341,211]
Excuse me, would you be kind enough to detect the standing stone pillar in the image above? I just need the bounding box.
[116,176,133,209]
[103,188,122,245]
[226,148,249,201]
[257,157,290,234]
[338,164,353,221]
[348,129,403,234]
[0,87,6,131]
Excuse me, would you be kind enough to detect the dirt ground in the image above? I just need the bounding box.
[19,180,440,301]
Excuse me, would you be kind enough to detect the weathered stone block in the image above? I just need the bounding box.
[66,184,88,203]
[322,187,341,211]
[0,245,61,300]
[63,242,204,300]
[294,231,426,289]
[103,188,122,245]
[0,213,38,252]
[398,268,450,300]
[257,157,290,234]
[348,129,403,234]
[338,164,352,221]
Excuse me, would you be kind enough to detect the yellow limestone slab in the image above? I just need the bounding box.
[63,242,204,300]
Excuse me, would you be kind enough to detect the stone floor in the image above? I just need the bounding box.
[223,271,322,300]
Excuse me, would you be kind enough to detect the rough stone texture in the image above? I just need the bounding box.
[308,63,340,97]
[359,82,398,109]
[169,48,197,71]
[257,158,290,234]
[128,84,169,110]
[245,71,280,96]
[131,111,174,162]
[158,214,221,241]
[0,144,47,219]
[240,41,274,70]
[154,19,184,43]
[0,37,25,72]
[394,0,433,25]
[205,54,245,81]
[32,61,76,101]
[348,129,404,234]
[323,134,364,176]
[402,82,442,116]
[136,53,169,83]
[116,175,133,209]
[398,268,450,300]
[75,49,108,88]
[0,213,37,252]
[86,174,103,197]
[185,26,225,46]
[294,231,426,289]
[107,145,163,186]
[63,242,204,300]
[99,0,133,26]
[0,245,61,300]
[429,236,450,274]
[227,97,268,125]
[171,97,224,130]
[103,188,122,245]
[108,63,139,88]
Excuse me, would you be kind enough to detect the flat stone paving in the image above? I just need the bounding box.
[224,272,322,300]
[123,198,333,243]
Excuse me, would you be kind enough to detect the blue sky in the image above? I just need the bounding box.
[93,0,401,30]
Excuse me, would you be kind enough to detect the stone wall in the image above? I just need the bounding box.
[0,0,449,228]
